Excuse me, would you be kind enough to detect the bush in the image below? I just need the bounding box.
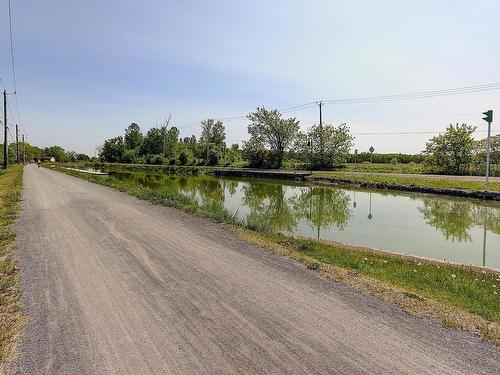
[206,150,220,166]
[178,152,188,165]
[390,157,399,165]
[145,154,164,165]
[169,158,176,165]
[243,146,268,168]
[121,149,139,164]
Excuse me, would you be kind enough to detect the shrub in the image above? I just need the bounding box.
[206,150,220,166]
[145,154,164,165]
[121,149,139,164]
[390,157,399,165]
[169,158,176,165]
[178,152,188,165]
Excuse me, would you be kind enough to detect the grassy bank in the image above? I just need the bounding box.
[47,165,500,344]
[312,171,500,192]
[0,166,24,370]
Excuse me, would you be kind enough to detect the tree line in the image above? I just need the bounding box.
[0,143,90,165]
[100,107,355,170]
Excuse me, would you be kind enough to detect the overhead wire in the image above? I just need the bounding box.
[174,83,500,132]
[7,0,23,127]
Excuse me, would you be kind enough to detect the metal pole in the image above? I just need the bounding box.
[3,90,7,169]
[485,120,491,192]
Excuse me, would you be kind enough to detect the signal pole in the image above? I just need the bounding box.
[482,110,493,192]
[15,124,19,164]
[3,90,7,169]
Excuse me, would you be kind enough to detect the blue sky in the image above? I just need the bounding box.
[1,0,500,155]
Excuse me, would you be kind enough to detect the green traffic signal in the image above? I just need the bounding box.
[482,110,493,123]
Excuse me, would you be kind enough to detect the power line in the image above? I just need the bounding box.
[7,0,23,127]
[322,83,500,104]
[0,80,17,128]
[352,130,499,135]
[174,83,500,132]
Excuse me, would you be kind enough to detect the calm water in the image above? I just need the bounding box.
[107,170,500,270]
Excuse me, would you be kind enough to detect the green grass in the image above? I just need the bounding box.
[342,163,425,174]
[0,165,24,368]
[312,171,500,192]
[48,165,500,342]
[268,235,499,323]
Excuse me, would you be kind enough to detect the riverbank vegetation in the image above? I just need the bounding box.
[93,110,499,177]
[48,165,500,344]
[0,166,24,370]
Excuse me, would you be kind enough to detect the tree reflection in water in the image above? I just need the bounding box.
[296,186,352,238]
[419,198,500,242]
[240,181,353,236]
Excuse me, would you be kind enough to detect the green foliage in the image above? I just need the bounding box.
[100,137,125,163]
[247,107,299,168]
[145,154,164,165]
[44,145,69,162]
[206,149,220,166]
[164,127,179,159]
[124,123,143,150]
[200,119,225,163]
[424,124,476,175]
[242,137,268,168]
[121,149,140,164]
[347,153,425,164]
[295,123,354,170]
[139,128,162,156]
[178,151,188,165]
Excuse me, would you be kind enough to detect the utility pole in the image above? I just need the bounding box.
[317,101,324,168]
[22,134,26,164]
[3,90,7,169]
[15,124,19,164]
[482,110,493,192]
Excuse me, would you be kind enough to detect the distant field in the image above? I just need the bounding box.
[340,163,425,174]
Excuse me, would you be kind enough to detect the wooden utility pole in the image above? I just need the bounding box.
[15,124,19,164]
[22,133,26,164]
[3,90,7,169]
[318,101,324,167]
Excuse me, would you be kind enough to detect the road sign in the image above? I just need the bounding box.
[369,146,374,154]
[482,110,493,123]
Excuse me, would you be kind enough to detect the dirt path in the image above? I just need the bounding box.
[14,165,500,374]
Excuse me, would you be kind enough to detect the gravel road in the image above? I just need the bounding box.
[14,165,500,374]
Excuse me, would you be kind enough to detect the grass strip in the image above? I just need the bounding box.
[0,166,24,370]
[47,165,500,344]
[312,171,500,192]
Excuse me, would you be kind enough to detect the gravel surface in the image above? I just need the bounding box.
[13,165,500,374]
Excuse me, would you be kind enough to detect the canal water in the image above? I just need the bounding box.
[107,171,500,270]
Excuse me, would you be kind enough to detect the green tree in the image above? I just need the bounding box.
[44,145,69,162]
[424,123,476,175]
[164,126,179,159]
[247,107,299,168]
[140,128,163,156]
[295,123,354,170]
[200,119,225,162]
[124,123,143,150]
[100,137,125,162]
[242,137,268,168]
